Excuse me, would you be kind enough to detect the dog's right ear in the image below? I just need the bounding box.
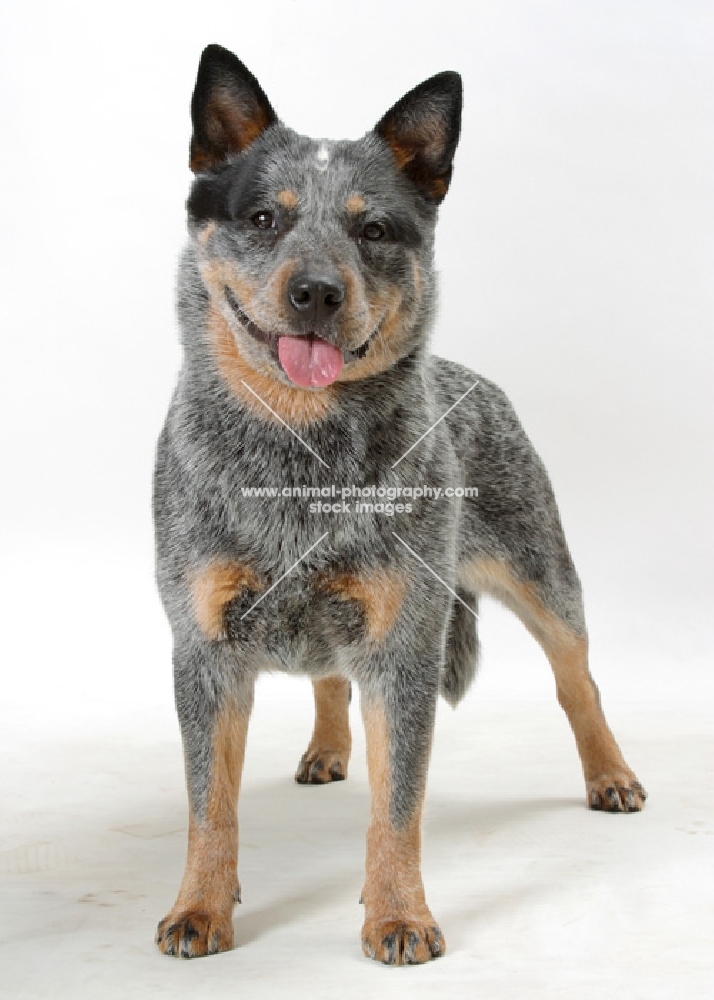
[189,45,277,173]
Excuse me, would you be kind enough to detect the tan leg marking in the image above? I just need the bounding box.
[360,698,444,964]
[295,677,352,784]
[156,698,251,958]
[277,188,298,209]
[459,558,647,812]
[319,569,407,641]
[190,560,261,641]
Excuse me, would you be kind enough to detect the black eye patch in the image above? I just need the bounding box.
[187,171,234,222]
[187,145,272,223]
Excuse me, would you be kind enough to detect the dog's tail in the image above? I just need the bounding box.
[440,589,480,707]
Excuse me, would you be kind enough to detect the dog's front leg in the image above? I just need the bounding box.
[156,640,254,958]
[359,654,444,965]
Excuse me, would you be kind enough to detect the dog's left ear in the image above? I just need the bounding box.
[376,72,463,203]
[189,44,277,173]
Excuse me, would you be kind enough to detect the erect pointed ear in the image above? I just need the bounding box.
[189,45,278,173]
[376,72,463,203]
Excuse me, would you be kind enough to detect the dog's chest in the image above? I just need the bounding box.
[221,567,371,674]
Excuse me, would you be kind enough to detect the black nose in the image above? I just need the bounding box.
[287,273,345,326]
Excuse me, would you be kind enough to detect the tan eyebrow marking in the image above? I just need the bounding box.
[277,189,299,209]
[346,194,366,214]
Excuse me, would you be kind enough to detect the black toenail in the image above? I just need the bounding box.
[382,931,398,964]
[605,787,621,809]
[405,930,420,963]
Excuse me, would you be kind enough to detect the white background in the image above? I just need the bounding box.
[0,3,712,998]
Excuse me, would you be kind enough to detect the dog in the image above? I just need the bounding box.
[153,43,646,965]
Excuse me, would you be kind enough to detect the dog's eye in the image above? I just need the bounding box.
[362,222,386,241]
[251,211,276,230]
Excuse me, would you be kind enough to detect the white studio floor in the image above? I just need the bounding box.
[1,560,712,1000]
[2,4,713,997]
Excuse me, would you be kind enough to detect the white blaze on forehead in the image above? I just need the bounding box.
[315,142,330,170]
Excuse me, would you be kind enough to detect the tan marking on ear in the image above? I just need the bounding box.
[360,698,443,963]
[190,87,273,172]
[345,194,366,214]
[197,221,217,247]
[206,305,336,425]
[381,112,447,166]
[277,189,299,210]
[458,557,637,787]
[381,120,414,171]
[320,569,406,641]
[190,147,217,175]
[380,113,450,200]
[426,175,449,200]
[190,560,261,641]
[156,696,252,957]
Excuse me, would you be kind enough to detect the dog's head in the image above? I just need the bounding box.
[187,44,462,391]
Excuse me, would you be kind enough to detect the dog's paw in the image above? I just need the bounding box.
[587,773,647,813]
[295,748,348,784]
[361,918,445,965]
[155,910,233,958]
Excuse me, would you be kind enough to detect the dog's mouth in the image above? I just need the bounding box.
[224,286,376,388]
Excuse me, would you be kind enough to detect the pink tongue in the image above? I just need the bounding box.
[277,335,344,387]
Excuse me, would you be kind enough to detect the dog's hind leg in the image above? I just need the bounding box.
[460,556,646,813]
[543,628,647,812]
[295,676,352,784]
[440,587,480,707]
[156,640,254,958]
